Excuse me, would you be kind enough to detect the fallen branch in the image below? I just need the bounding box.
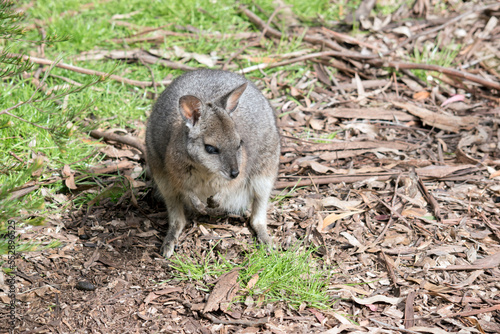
[448,304,500,318]
[370,60,500,91]
[392,100,478,133]
[112,31,259,44]
[238,5,376,60]
[275,174,394,189]
[89,130,147,160]
[238,50,349,74]
[281,140,417,154]
[6,53,174,88]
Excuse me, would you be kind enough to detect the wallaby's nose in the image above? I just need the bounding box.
[230,169,239,179]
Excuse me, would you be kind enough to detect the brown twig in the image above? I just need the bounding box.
[378,198,411,227]
[415,170,442,221]
[139,56,158,97]
[89,130,147,159]
[222,41,260,71]
[275,174,394,189]
[448,304,500,318]
[238,5,376,60]
[6,53,173,88]
[380,251,401,297]
[112,31,259,44]
[49,74,106,92]
[238,50,348,74]
[257,5,284,43]
[368,60,500,91]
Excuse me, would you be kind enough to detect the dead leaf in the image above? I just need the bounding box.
[62,164,77,190]
[352,295,403,305]
[320,211,363,232]
[245,274,259,291]
[415,164,476,178]
[308,308,327,325]
[393,101,478,133]
[321,197,362,210]
[193,53,215,67]
[111,10,141,20]
[100,146,137,159]
[203,269,240,313]
[413,91,430,100]
[405,277,454,293]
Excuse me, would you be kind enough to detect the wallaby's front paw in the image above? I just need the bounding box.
[189,194,208,215]
[207,196,219,209]
[160,240,176,258]
[257,232,272,247]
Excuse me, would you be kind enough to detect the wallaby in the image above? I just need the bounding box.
[146,69,280,258]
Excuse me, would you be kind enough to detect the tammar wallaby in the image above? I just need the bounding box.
[146,69,280,258]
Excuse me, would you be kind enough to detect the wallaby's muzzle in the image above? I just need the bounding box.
[220,152,241,180]
[230,168,239,179]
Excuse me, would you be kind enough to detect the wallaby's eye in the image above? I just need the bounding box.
[205,144,219,154]
[238,140,243,149]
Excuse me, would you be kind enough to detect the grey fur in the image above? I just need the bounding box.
[146,69,280,258]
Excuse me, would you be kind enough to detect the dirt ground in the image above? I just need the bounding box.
[2,2,500,333]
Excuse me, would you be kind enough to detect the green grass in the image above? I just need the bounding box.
[272,181,303,204]
[410,43,460,82]
[169,243,235,287]
[170,243,335,309]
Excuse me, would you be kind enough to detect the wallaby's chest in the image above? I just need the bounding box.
[182,167,250,213]
[183,168,221,200]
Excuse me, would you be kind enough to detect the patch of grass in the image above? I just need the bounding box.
[410,43,460,82]
[240,244,333,309]
[314,131,340,143]
[374,0,413,16]
[298,128,341,143]
[169,243,235,286]
[272,181,302,204]
[170,243,335,309]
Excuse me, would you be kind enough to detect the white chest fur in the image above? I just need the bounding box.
[183,168,251,214]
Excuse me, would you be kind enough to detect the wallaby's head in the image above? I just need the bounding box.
[178,83,248,180]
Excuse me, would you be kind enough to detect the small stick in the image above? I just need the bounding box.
[6,53,174,88]
[448,304,500,318]
[257,5,285,43]
[377,199,411,227]
[139,56,158,97]
[415,172,442,222]
[222,41,259,70]
[368,59,500,91]
[203,312,268,326]
[9,151,25,164]
[239,50,352,74]
[275,174,394,189]
[380,251,400,297]
[238,5,376,60]
[89,130,147,159]
[370,319,421,334]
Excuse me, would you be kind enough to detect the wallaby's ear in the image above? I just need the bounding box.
[220,83,248,114]
[179,95,202,127]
